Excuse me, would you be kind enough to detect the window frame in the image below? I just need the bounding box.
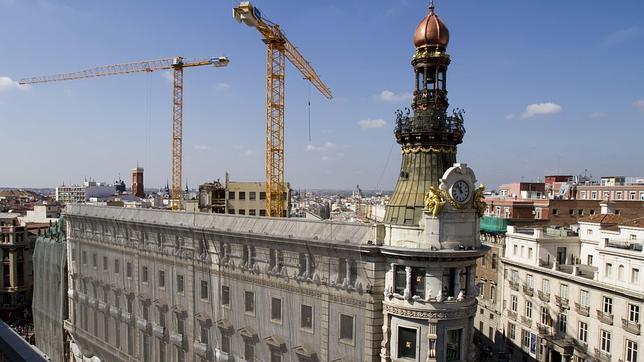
[244,291,255,316]
[339,314,355,346]
[300,304,314,332]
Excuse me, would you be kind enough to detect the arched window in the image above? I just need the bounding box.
[619,265,625,281]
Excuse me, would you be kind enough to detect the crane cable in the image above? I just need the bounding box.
[307,82,312,142]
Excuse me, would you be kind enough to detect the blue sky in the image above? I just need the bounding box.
[1,0,643,191]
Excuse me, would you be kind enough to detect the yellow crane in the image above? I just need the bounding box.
[19,56,230,210]
[233,1,332,217]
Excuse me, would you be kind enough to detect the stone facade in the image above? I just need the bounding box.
[0,213,34,320]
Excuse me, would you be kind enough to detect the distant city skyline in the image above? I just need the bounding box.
[1,0,643,190]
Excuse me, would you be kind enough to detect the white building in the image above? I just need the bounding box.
[499,212,644,361]
[56,181,116,204]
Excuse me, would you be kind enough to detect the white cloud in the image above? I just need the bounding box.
[193,144,210,151]
[589,112,607,119]
[358,119,386,129]
[161,71,174,83]
[0,76,30,92]
[633,100,644,114]
[375,90,412,103]
[214,82,230,92]
[520,102,562,119]
[306,142,335,152]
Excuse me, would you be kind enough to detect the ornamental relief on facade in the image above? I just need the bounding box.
[383,303,476,320]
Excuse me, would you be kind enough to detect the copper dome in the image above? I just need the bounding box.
[413,6,449,48]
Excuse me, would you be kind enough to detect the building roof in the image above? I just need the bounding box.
[65,204,377,245]
[579,214,644,228]
[0,213,19,220]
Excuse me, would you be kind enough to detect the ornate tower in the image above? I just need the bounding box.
[384,2,465,226]
[380,3,486,361]
[132,167,145,198]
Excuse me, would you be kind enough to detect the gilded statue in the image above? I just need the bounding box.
[424,186,446,217]
[473,184,487,217]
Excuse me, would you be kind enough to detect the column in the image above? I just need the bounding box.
[380,312,390,361]
[404,266,412,299]
[427,321,437,362]
[9,250,16,288]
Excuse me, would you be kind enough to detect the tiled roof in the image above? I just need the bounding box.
[580,214,644,228]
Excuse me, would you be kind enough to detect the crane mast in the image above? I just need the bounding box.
[19,56,229,210]
[234,1,332,217]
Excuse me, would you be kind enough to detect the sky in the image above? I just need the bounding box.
[1,0,643,191]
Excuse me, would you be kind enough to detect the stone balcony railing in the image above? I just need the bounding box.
[509,280,520,291]
[594,348,611,362]
[622,318,641,335]
[555,295,569,309]
[538,290,550,302]
[575,302,589,317]
[522,284,534,297]
[596,310,614,325]
[536,323,551,336]
[507,310,517,321]
[170,332,184,347]
[520,316,532,328]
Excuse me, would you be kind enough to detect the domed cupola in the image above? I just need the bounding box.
[413,4,450,49]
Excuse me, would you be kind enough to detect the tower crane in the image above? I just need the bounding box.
[19,56,230,210]
[233,1,332,217]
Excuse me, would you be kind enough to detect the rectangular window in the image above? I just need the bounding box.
[603,296,613,314]
[633,268,640,284]
[228,191,235,200]
[626,340,638,362]
[245,340,255,361]
[158,271,165,288]
[239,209,245,215]
[82,251,87,265]
[492,254,497,269]
[525,301,532,319]
[446,329,462,361]
[412,268,425,299]
[270,349,281,362]
[528,247,533,259]
[245,291,255,314]
[578,321,587,342]
[126,262,132,278]
[629,304,640,323]
[271,297,282,322]
[511,295,518,312]
[221,286,230,307]
[260,192,266,200]
[600,330,611,353]
[103,256,108,270]
[560,284,568,299]
[221,333,230,353]
[177,275,184,293]
[249,209,256,216]
[513,245,517,256]
[249,192,256,200]
[606,263,612,277]
[301,304,313,330]
[521,329,530,347]
[526,274,534,288]
[558,313,567,333]
[200,324,208,344]
[397,326,417,359]
[339,314,354,343]
[394,265,406,295]
[260,209,266,216]
[541,307,551,326]
[508,322,516,340]
[228,209,235,215]
[114,259,119,274]
[239,191,246,200]
[142,266,148,283]
[92,253,97,268]
[588,255,593,265]
[200,280,208,300]
[579,290,589,307]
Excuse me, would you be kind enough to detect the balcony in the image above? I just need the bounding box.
[520,316,532,328]
[135,318,150,331]
[622,318,641,335]
[538,290,550,302]
[575,302,589,317]
[170,332,184,347]
[596,310,614,325]
[593,348,611,362]
[536,323,550,336]
[522,284,534,297]
[152,324,165,339]
[555,295,569,309]
[507,310,517,321]
[509,280,520,291]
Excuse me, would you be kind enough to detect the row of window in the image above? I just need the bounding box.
[227,208,266,216]
[509,290,640,324]
[579,190,644,201]
[227,191,264,200]
[605,262,640,284]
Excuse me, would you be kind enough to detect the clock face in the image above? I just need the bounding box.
[451,180,470,203]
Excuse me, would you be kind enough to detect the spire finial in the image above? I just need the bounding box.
[430,0,435,9]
